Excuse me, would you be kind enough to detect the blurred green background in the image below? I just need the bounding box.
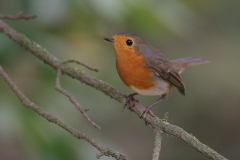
[0,0,240,159]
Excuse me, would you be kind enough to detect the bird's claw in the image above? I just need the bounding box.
[124,93,156,125]
[124,94,139,111]
[140,107,155,125]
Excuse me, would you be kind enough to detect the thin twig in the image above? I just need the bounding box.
[55,68,101,130]
[62,59,99,72]
[152,127,163,160]
[163,112,169,121]
[0,11,37,20]
[0,65,125,160]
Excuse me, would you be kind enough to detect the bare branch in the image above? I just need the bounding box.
[62,58,99,72]
[0,19,125,104]
[0,11,37,20]
[55,67,101,130]
[152,127,163,160]
[0,19,228,160]
[0,65,126,160]
[148,116,228,160]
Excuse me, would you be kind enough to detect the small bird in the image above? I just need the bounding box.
[104,32,208,119]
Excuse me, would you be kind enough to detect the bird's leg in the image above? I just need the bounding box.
[140,94,167,119]
[124,93,138,111]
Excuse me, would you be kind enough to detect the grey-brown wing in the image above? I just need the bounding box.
[149,62,186,95]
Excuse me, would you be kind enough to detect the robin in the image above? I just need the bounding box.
[104,32,209,119]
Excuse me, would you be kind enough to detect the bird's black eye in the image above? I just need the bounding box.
[126,39,133,46]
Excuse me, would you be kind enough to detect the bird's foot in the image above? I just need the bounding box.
[139,95,167,124]
[140,106,155,125]
[140,108,155,119]
[124,93,139,111]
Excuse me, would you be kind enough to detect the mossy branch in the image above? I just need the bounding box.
[0,17,228,160]
[0,65,126,160]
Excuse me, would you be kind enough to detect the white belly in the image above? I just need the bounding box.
[130,77,172,96]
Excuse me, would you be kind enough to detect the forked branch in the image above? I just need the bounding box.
[55,64,101,130]
[0,14,228,160]
[0,65,126,160]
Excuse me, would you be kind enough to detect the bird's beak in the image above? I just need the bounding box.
[103,37,115,43]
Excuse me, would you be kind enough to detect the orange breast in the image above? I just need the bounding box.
[114,47,155,90]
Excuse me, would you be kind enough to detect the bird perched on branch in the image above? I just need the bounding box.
[104,32,209,119]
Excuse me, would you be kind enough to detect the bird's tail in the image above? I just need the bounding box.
[171,57,209,74]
